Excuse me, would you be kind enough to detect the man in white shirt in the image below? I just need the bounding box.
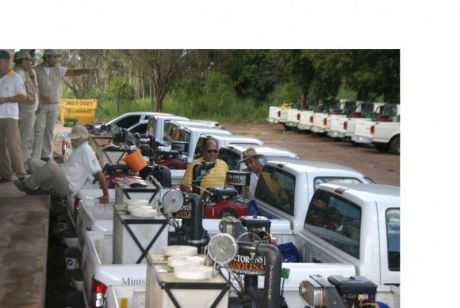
[32,49,95,162]
[0,50,28,183]
[13,50,39,163]
[15,125,109,203]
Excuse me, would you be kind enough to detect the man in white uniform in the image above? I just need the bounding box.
[32,49,95,161]
[0,50,28,183]
[13,50,39,163]
[15,125,109,203]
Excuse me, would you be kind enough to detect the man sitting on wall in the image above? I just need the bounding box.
[14,125,109,203]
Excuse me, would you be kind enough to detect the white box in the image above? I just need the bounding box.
[113,210,169,264]
[146,263,229,308]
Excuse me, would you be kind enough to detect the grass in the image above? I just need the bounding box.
[92,85,360,124]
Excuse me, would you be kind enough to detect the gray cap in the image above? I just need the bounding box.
[43,49,62,57]
[0,50,11,60]
[14,50,32,60]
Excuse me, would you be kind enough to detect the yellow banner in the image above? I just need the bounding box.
[61,99,97,109]
[60,98,98,125]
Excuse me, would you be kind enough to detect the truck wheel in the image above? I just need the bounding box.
[220,208,237,218]
[389,135,400,155]
[374,143,390,152]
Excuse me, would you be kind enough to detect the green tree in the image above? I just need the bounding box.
[129,50,191,111]
[108,75,135,113]
[343,50,400,102]
[225,50,281,103]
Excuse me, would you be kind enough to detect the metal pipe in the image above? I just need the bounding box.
[188,194,203,244]
[237,242,282,308]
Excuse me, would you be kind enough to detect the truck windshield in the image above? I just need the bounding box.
[164,123,177,141]
[313,177,363,190]
[304,190,361,259]
[218,149,241,171]
[255,165,295,215]
[386,208,400,271]
[342,101,357,115]
[147,118,157,136]
[360,103,374,116]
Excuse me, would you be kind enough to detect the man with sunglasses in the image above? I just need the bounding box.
[32,49,95,162]
[181,139,228,194]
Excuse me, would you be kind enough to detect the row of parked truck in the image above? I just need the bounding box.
[268,100,400,155]
[56,109,400,308]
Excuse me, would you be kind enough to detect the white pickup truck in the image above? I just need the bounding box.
[96,112,172,131]
[284,108,300,129]
[371,121,400,155]
[254,159,372,232]
[170,126,232,164]
[311,100,357,134]
[145,114,189,146]
[327,102,385,139]
[163,120,220,146]
[351,104,400,146]
[294,183,400,307]
[267,103,293,124]
[101,183,399,308]
[297,108,315,131]
[217,144,300,171]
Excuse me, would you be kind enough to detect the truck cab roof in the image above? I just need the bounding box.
[219,144,300,170]
[318,183,400,206]
[265,159,366,177]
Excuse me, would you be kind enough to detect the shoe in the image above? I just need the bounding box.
[14,180,42,195]
[0,178,12,184]
[41,157,50,162]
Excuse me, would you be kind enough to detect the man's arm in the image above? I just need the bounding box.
[0,93,27,104]
[96,171,110,203]
[65,69,96,77]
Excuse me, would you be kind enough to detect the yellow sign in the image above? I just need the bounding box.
[60,99,98,125]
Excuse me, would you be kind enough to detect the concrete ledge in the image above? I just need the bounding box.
[0,183,49,308]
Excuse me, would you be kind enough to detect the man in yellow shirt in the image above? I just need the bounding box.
[181,139,228,195]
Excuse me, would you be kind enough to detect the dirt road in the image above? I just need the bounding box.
[223,123,400,186]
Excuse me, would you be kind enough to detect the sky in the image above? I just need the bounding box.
[4,0,460,306]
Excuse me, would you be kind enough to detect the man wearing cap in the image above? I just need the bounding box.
[15,125,109,202]
[181,139,228,194]
[32,49,95,162]
[240,147,264,200]
[0,50,28,183]
[13,50,39,163]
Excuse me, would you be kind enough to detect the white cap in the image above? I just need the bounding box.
[68,125,89,140]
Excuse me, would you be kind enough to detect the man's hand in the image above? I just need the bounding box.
[98,195,109,203]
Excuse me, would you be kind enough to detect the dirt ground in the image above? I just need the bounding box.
[223,123,400,186]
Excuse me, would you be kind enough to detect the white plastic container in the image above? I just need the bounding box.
[145,262,229,308]
[113,210,169,264]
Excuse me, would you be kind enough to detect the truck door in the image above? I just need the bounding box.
[254,165,296,224]
[378,206,400,285]
[300,190,361,265]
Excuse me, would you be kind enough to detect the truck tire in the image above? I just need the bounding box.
[389,135,400,155]
[220,208,237,218]
[374,143,390,152]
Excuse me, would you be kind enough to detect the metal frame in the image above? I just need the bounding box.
[154,269,231,308]
[115,210,169,263]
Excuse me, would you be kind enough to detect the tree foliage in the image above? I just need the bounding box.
[56,49,400,113]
